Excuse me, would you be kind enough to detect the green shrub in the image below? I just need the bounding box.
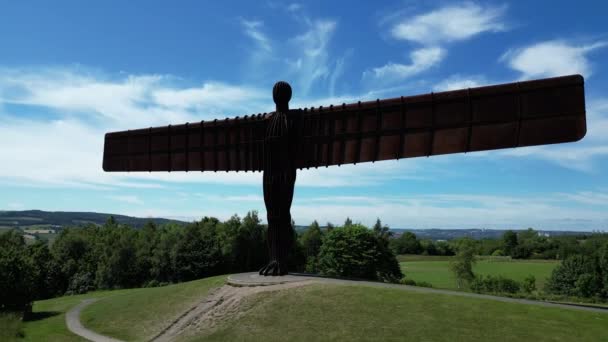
[471,275,521,294]
[491,249,504,257]
[400,278,416,286]
[522,275,536,293]
[318,225,402,282]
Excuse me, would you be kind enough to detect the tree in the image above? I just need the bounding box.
[372,218,392,240]
[546,254,602,297]
[502,230,518,256]
[300,221,323,272]
[0,231,34,313]
[344,217,353,227]
[234,211,266,272]
[450,239,476,289]
[318,224,402,282]
[391,232,422,254]
[173,222,222,282]
[27,241,61,299]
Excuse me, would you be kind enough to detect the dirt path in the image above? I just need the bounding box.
[151,281,315,342]
[65,298,123,342]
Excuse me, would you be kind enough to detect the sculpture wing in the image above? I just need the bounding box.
[293,74,586,169]
[103,113,270,172]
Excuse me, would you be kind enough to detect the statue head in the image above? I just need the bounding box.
[273,81,292,112]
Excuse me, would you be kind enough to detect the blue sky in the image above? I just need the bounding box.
[1,1,607,230]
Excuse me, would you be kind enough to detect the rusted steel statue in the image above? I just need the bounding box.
[103,74,587,276]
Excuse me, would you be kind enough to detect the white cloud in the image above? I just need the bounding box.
[0,67,442,189]
[364,47,445,81]
[286,3,301,12]
[502,40,607,79]
[287,19,337,95]
[390,2,507,44]
[433,74,489,91]
[241,19,272,53]
[108,195,143,205]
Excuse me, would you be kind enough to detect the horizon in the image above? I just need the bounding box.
[1,1,607,230]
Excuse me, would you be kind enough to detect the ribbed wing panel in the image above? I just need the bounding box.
[103,114,269,172]
[295,74,586,169]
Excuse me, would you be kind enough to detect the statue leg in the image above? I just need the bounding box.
[259,170,296,276]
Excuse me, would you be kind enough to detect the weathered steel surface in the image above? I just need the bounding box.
[102,75,587,276]
[103,75,586,172]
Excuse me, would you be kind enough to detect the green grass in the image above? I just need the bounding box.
[400,257,558,290]
[20,290,121,342]
[197,284,608,342]
[0,313,25,341]
[80,275,226,341]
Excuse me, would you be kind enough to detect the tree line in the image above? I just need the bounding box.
[390,227,608,261]
[0,214,402,315]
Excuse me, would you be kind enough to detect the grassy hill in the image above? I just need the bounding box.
[200,284,608,342]
[6,274,607,341]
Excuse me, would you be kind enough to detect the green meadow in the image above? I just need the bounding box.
[399,255,558,290]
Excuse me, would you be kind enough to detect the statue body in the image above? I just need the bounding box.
[260,82,299,276]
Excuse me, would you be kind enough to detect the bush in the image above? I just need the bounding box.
[66,272,95,295]
[416,281,433,288]
[491,249,504,257]
[318,225,402,282]
[400,278,416,286]
[522,275,536,293]
[471,275,521,294]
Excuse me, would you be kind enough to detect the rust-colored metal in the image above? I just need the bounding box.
[102,74,588,275]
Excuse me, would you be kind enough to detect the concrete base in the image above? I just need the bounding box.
[227,272,315,287]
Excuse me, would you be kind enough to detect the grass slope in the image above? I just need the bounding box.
[80,275,226,341]
[199,284,608,342]
[0,313,25,341]
[401,257,557,290]
[19,291,121,342]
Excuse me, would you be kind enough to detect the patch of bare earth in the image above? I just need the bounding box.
[151,281,316,342]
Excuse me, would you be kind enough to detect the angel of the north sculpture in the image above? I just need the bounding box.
[103,74,586,276]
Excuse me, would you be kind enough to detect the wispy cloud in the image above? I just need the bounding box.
[390,2,507,44]
[365,47,445,81]
[287,19,337,95]
[501,40,607,79]
[108,195,144,205]
[241,19,272,53]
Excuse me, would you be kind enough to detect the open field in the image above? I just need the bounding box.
[399,255,558,290]
[80,275,226,341]
[197,284,608,341]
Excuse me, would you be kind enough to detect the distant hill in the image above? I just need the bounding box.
[0,210,593,238]
[0,210,187,229]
